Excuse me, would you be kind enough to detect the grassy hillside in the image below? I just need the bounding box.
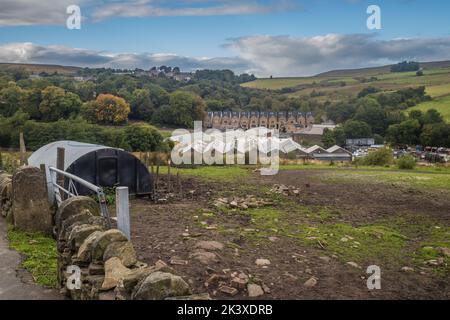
[0,63,81,75]
[241,61,450,120]
[408,95,450,122]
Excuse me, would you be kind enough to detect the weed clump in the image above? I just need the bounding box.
[397,155,417,170]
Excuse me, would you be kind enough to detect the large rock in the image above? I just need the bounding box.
[68,224,105,251]
[55,196,100,231]
[132,272,191,300]
[247,284,264,297]
[102,257,133,290]
[91,229,128,261]
[122,261,176,292]
[0,176,12,218]
[195,241,224,251]
[189,250,219,265]
[166,293,211,300]
[103,241,137,267]
[59,209,94,240]
[77,231,103,262]
[12,166,53,234]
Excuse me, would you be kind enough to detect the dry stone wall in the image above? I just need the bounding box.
[0,172,12,220]
[56,196,199,300]
[1,166,203,300]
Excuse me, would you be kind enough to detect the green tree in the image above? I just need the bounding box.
[144,84,170,107]
[333,127,346,146]
[386,119,421,145]
[326,102,356,124]
[80,100,98,123]
[163,91,206,128]
[75,81,96,101]
[321,128,336,148]
[124,123,165,151]
[0,83,27,117]
[421,109,444,125]
[23,88,42,119]
[354,97,387,135]
[130,89,154,121]
[343,120,372,139]
[420,123,450,147]
[39,86,82,121]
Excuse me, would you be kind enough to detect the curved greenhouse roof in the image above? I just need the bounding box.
[28,140,121,170]
[28,141,152,197]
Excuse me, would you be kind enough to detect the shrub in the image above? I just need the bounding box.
[397,155,416,170]
[124,123,166,152]
[362,148,394,166]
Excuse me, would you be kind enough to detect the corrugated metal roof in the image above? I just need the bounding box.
[326,145,352,155]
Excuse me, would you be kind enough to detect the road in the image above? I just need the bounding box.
[0,217,61,300]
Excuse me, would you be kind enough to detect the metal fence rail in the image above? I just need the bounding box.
[48,166,111,228]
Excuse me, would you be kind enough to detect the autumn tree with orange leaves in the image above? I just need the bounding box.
[82,93,130,124]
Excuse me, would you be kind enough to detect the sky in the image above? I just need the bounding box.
[0,0,449,77]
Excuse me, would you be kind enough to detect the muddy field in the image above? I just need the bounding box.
[129,168,450,300]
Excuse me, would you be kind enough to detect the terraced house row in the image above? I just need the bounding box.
[205,111,315,133]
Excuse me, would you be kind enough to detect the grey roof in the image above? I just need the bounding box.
[326,145,353,155]
[28,140,121,170]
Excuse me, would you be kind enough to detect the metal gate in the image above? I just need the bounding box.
[48,166,111,227]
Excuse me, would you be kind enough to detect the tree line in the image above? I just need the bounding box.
[322,86,449,148]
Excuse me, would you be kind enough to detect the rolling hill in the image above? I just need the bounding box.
[241,61,450,121]
[0,63,81,75]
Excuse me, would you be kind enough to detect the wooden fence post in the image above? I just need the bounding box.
[151,162,155,201]
[167,159,171,192]
[177,167,181,195]
[155,162,160,191]
[116,187,130,240]
[19,131,28,166]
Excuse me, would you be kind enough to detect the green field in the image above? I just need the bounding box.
[159,164,450,191]
[241,77,319,90]
[0,63,80,75]
[408,95,450,122]
[426,84,450,98]
[242,63,450,121]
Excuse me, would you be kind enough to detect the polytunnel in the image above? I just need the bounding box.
[28,141,152,197]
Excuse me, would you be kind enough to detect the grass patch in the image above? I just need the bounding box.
[295,223,408,264]
[7,227,58,288]
[158,165,252,182]
[426,83,450,98]
[385,215,450,276]
[321,170,450,191]
[245,206,409,265]
[408,94,450,122]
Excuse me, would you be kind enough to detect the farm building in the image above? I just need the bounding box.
[321,145,353,161]
[28,141,152,197]
[170,128,352,163]
[293,124,337,145]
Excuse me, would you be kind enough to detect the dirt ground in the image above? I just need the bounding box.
[130,169,450,300]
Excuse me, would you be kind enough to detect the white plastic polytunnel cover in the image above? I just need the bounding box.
[27,140,153,199]
[28,140,121,171]
[28,141,122,199]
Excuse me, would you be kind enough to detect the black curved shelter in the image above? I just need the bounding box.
[28,141,152,196]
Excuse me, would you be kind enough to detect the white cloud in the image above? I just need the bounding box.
[2,34,450,77]
[0,0,89,26]
[0,0,293,26]
[0,42,250,72]
[91,0,293,20]
[226,34,450,76]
